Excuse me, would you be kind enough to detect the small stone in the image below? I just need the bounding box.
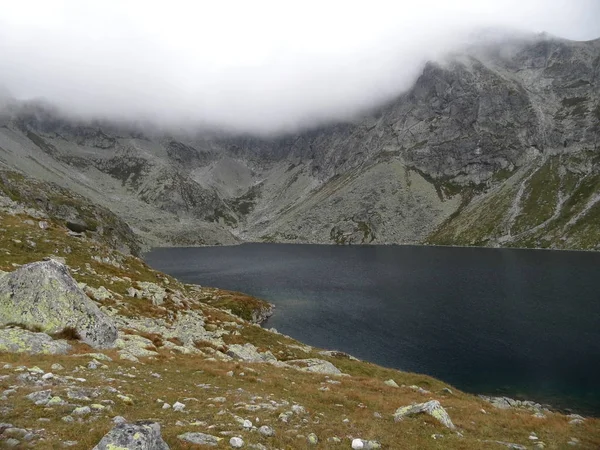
[226,371,234,377]
[242,419,252,429]
[258,425,274,437]
[307,433,318,445]
[4,438,19,447]
[41,373,54,380]
[178,432,221,446]
[162,403,171,410]
[62,416,74,423]
[72,406,91,416]
[173,401,186,412]
[292,404,306,415]
[26,390,52,405]
[384,379,399,388]
[230,436,244,448]
[47,396,65,406]
[4,428,27,439]
[352,439,365,449]
[112,416,127,425]
[117,394,133,404]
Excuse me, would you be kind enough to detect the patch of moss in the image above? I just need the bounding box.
[511,157,561,234]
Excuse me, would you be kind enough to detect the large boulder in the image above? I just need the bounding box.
[93,421,169,449]
[285,358,343,375]
[227,343,278,363]
[0,260,117,348]
[394,400,456,430]
[0,328,71,354]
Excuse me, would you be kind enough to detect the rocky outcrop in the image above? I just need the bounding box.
[480,395,550,413]
[227,343,277,363]
[0,328,71,354]
[251,303,275,324]
[93,421,170,450]
[177,432,222,446]
[285,358,343,375]
[394,400,456,430]
[0,260,117,348]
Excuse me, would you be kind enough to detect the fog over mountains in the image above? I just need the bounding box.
[1,31,599,251]
[1,0,599,133]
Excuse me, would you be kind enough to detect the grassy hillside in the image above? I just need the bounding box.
[427,150,600,251]
[0,171,599,449]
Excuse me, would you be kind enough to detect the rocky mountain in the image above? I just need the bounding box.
[0,33,599,250]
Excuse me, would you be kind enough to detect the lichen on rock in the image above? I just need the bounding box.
[0,260,118,348]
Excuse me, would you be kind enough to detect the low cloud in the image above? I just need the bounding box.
[0,0,598,135]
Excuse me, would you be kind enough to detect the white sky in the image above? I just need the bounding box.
[0,0,598,134]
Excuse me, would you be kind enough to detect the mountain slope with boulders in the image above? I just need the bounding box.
[0,170,599,448]
[0,33,598,250]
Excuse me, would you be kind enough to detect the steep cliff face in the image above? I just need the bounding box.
[0,34,598,249]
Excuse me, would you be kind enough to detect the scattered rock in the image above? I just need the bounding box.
[72,406,91,416]
[230,436,244,448]
[307,433,318,445]
[26,390,52,405]
[172,401,185,412]
[227,343,277,363]
[394,400,456,430]
[178,432,221,446]
[0,328,72,355]
[384,379,399,388]
[258,425,274,437]
[93,421,169,449]
[285,358,343,375]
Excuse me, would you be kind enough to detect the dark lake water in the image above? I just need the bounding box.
[145,244,600,416]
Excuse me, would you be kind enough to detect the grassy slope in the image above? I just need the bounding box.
[428,152,600,250]
[0,176,599,448]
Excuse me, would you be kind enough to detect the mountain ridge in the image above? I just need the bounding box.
[0,33,599,250]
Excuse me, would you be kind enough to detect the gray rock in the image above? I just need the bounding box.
[26,389,52,405]
[285,358,343,375]
[492,441,527,450]
[226,343,277,363]
[4,438,20,447]
[178,432,221,446]
[0,328,72,355]
[230,436,244,448]
[172,401,185,412]
[258,425,274,437]
[93,421,169,449]
[384,379,399,388]
[394,400,456,430]
[72,406,91,416]
[0,260,117,348]
[307,433,318,445]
